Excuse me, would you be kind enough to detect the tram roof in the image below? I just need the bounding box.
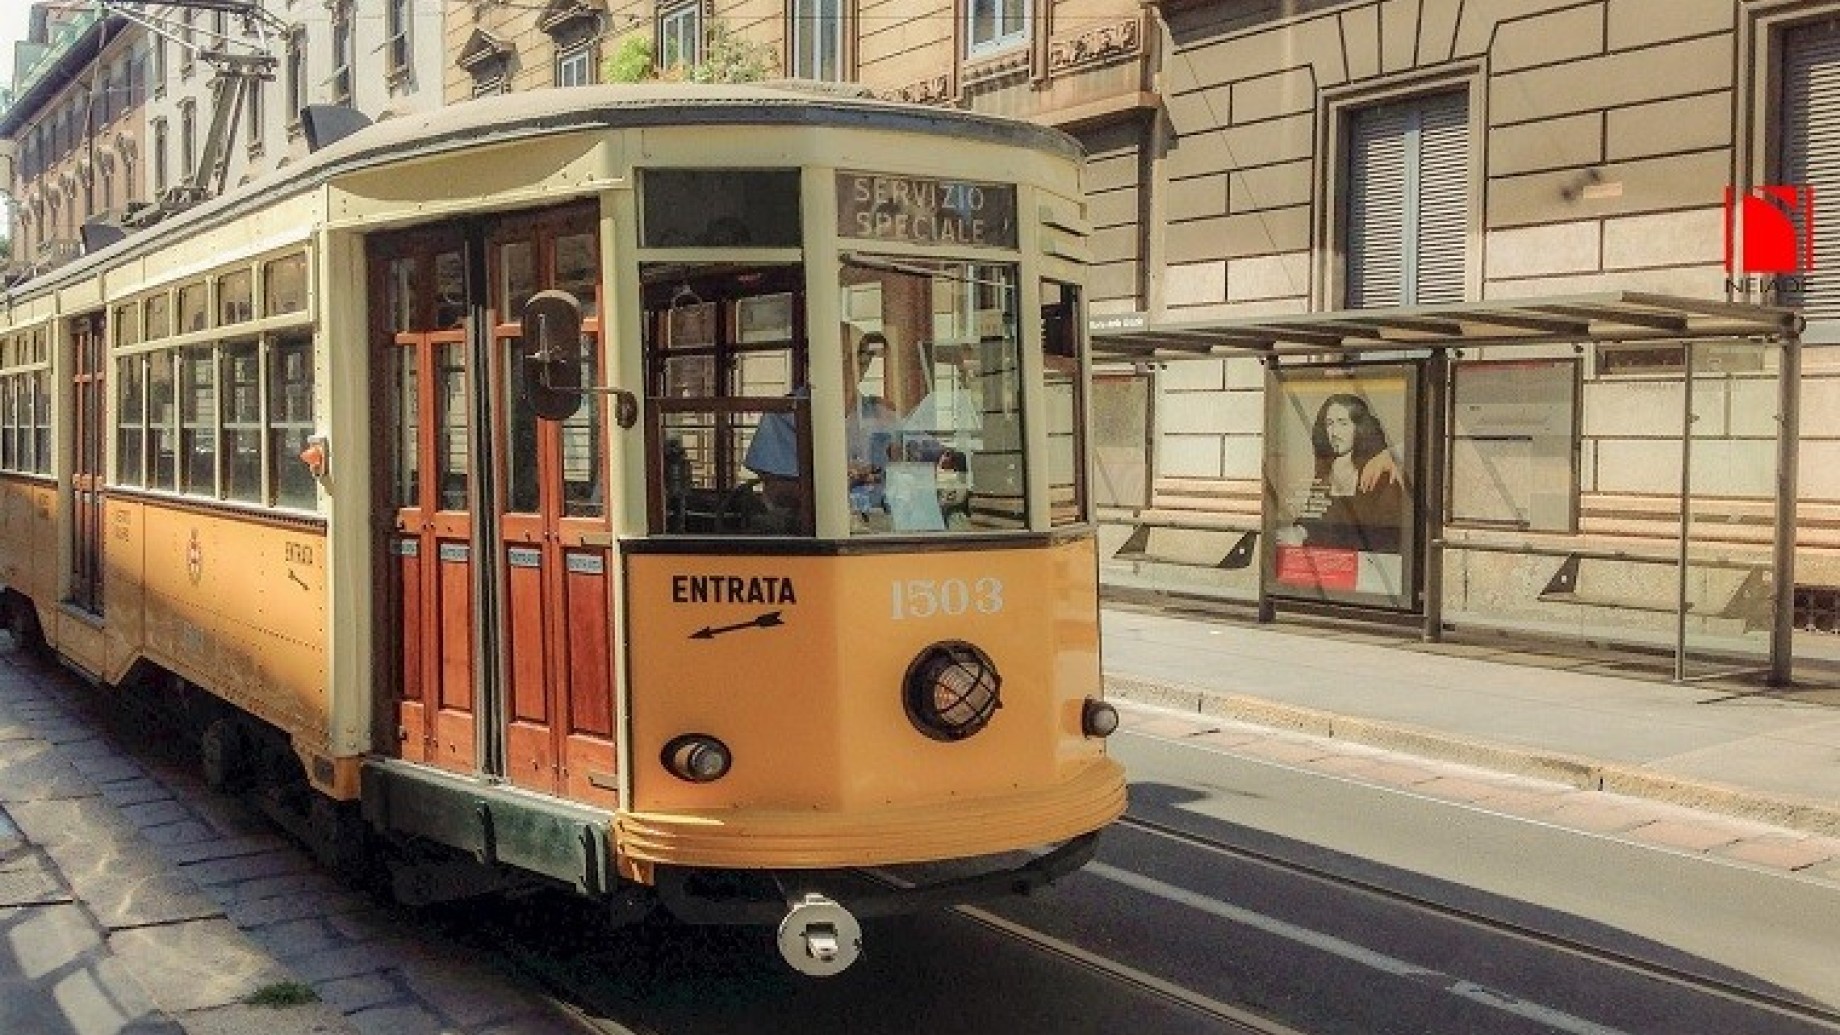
[317,82,1085,167]
[2,83,1081,303]
[1089,293,1804,360]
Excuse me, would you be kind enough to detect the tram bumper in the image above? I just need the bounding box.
[653,830,1100,927]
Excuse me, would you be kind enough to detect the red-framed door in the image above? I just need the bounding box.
[488,207,617,807]
[70,312,105,616]
[375,233,478,774]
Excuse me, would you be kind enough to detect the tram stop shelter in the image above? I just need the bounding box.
[1090,292,1807,687]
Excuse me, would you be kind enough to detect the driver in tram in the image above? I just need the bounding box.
[744,329,899,524]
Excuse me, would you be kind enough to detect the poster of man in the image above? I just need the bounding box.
[1264,365,1419,610]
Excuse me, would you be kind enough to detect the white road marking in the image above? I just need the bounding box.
[1086,860,1637,1035]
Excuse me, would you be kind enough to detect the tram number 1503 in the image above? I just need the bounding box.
[891,578,1004,620]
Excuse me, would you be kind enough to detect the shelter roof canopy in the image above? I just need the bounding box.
[1089,292,1803,360]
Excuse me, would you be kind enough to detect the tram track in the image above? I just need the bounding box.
[859,867,1307,1035]
[1113,812,1840,1033]
[944,899,1308,1035]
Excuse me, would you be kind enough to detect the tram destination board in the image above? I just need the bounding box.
[837,172,1018,248]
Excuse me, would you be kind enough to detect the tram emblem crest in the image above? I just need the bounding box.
[186,530,203,585]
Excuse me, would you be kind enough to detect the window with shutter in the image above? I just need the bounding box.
[1346,92,1468,308]
[1779,21,1840,319]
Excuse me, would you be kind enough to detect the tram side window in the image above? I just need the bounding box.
[0,335,50,477]
[148,352,178,490]
[270,336,317,510]
[146,293,172,340]
[179,282,210,334]
[32,371,49,475]
[117,355,145,486]
[0,375,14,471]
[221,342,262,503]
[1041,279,1087,526]
[265,254,308,316]
[180,346,218,495]
[219,269,254,326]
[643,262,810,536]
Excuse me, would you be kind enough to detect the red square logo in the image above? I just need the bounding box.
[1725,185,1815,274]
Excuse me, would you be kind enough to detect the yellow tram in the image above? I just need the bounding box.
[0,83,1126,974]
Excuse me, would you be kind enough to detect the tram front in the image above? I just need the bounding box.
[602,151,1126,974]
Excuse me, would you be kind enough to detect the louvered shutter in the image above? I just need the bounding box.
[1781,22,1840,320]
[1347,93,1469,308]
[1348,105,1409,308]
[1414,93,1469,304]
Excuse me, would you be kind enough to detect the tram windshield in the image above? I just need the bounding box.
[838,256,1026,535]
[641,255,1068,538]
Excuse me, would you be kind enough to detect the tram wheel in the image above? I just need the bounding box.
[4,595,49,658]
[308,794,373,882]
[199,718,250,793]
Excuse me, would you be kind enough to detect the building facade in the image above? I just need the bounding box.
[1086,0,1840,658]
[2,1,449,282]
[439,0,1151,121]
[141,0,446,199]
[2,4,148,279]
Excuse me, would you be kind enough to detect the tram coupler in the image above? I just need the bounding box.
[776,893,863,977]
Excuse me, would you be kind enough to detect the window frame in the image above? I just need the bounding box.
[554,39,598,87]
[178,99,197,185]
[964,0,1029,58]
[1318,73,1480,312]
[331,1,355,107]
[151,116,168,194]
[286,27,308,134]
[658,2,703,73]
[386,0,414,84]
[790,0,848,81]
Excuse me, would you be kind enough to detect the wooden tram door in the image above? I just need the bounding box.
[70,313,106,616]
[490,210,617,807]
[376,232,478,774]
[374,208,617,807]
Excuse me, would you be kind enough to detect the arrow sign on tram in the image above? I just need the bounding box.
[689,611,785,640]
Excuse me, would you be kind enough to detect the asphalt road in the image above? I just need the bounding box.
[533,726,1840,1035]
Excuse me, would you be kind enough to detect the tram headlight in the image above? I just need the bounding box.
[1082,698,1120,738]
[903,641,1002,742]
[662,734,733,783]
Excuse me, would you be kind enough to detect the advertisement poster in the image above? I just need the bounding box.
[1264,364,1420,610]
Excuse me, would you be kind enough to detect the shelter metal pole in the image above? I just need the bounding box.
[1674,346,1694,684]
[1257,359,1276,623]
[1422,349,1448,642]
[1770,330,1803,687]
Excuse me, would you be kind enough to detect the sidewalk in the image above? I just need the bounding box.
[0,636,582,1035]
[1100,598,1840,839]
[0,650,361,1035]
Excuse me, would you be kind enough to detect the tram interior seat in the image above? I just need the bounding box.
[669,481,798,536]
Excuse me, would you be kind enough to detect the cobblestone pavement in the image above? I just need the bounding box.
[0,639,595,1035]
[1118,701,1840,887]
